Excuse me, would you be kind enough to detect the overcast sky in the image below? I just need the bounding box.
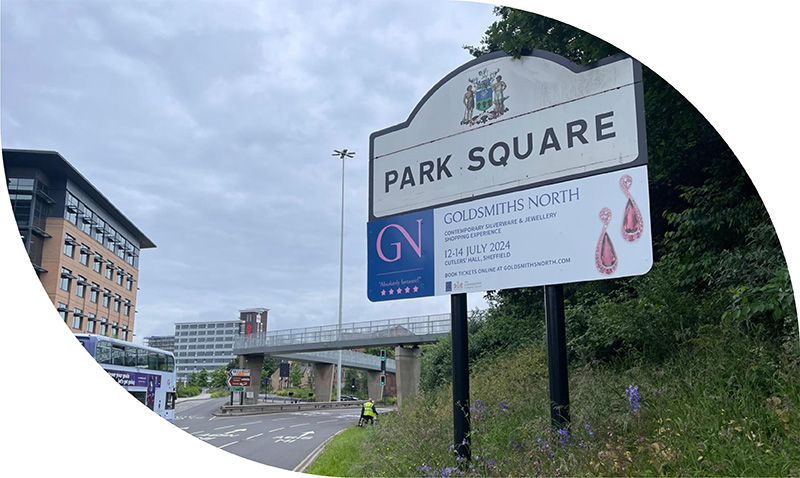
[1,0,500,341]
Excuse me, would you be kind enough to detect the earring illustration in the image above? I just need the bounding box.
[596,207,618,275]
[620,174,643,242]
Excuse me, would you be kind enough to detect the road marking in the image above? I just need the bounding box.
[242,421,262,425]
[219,441,238,449]
[316,419,338,424]
[269,427,285,432]
[178,426,190,430]
[271,417,292,421]
[290,423,311,428]
[273,431,315,443]
[214,425,235,430]
[246,433,263,440]
[190,431,205,435]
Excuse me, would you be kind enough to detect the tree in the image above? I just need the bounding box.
[210,366,228,389]
[422,6,796,368]
[187,368,209,388]
[289,362,303,388]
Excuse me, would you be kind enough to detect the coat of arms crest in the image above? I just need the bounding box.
[461,67,508,126]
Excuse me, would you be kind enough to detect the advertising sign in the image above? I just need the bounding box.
[368,51,650,301]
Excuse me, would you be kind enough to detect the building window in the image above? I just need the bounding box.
[115,270,123,286]
[87,314,96,334]
[113,294,121,312]
[102,289,111,308]
[105,264,113,280]
[126,275,133,291]
[112,322,118,338]
[100,323,108,336]
[90,283,99,303]
[121,330,128,341]
[76,276,86,298]
[93,254,102,273]
[123,303,131,316]
[79,248,89,266]
[58,303,68,322]
[60,268,73,292]
[72,308,83,329]
[64,234,75,258]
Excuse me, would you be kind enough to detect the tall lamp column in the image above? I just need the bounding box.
[332,148,354,402]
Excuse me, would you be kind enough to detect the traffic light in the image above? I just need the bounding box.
[380,349,386,371]
[380,349,386,360]
[380,375,386,386]
[351,378,356,389]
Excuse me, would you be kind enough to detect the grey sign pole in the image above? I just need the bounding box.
[450,292,470,461]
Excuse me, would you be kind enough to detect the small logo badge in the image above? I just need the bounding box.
[461,68,508,127]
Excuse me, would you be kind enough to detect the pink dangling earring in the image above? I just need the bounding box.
[620,174,643,242]
[596,207,618,275]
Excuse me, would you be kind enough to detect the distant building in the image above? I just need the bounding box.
[143,335,175,352]
[269,361,313,390]
[174,319,242,383]
[3,149,155,341]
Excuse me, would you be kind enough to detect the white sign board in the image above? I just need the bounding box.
[367,51,650,302]
[369,51,646,220]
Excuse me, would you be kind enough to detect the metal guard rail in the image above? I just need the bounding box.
[234,312,452,350]
[213,400,365,417]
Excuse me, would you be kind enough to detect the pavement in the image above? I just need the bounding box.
[176,392,212,403]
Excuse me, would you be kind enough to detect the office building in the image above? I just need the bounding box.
[4,149,155,341]
[143,335,175,352]
[174,319,242,383]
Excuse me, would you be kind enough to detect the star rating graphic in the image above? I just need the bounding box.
[380,285,420,297]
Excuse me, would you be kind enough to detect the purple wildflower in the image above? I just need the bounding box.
[626,384,641,411]
[557,428,570,448]
[584,423,594,437]
[499,400,509,411]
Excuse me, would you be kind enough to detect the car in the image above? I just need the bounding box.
[340,395,361,401]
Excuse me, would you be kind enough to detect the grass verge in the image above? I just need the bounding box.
[305,426,371,476]
[304,323,800,476]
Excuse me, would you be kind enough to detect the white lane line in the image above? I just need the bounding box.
[219,441,238,449]
[271,417,292,421]
[246,433,263,440]
[242,421,262,425]
[178,426,190,430]
[214,425,235,430]
[290,423,311,428]
[190,431,205,435]
[316,419,338,424]
[269,427,285,433]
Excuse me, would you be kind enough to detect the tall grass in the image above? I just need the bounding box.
[316,324,799,476]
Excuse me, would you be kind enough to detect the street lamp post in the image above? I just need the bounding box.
[332,148,354,402]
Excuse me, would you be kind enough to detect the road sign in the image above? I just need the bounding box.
[227,375,251,388]
[229,369,250,376]
[367,51,651,301]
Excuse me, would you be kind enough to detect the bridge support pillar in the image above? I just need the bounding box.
[395,345,421,407]
[366,371,384,401]
[240,354,264,405]
[314,363,335,402]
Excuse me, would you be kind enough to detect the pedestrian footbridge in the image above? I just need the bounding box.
[232,313,452,405]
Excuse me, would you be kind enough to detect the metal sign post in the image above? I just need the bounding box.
[544,284,570,428]
[451,293,470,460]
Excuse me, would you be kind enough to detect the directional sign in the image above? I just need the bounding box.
[227,375,252,388]
[229,369,250,377]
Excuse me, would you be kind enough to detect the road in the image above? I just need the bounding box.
[173,397,362,470]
